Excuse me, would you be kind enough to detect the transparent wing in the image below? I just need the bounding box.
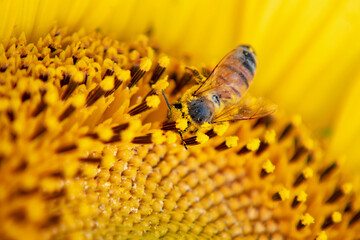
[193,48,244,95]
[213,95,277,123]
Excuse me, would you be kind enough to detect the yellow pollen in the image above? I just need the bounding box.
[118,69,131,81]
[45,116,58,130]
[200,122,212,131]
[159,56,170,68]
[297,191,308,202]
[264,129,276,144]
[262,159,275,173]
[140,57,152,71]
[165,131,177,144]
[73,70,84,83]
[71,94,86,107]
[213,122,229,136]
[302,167,314,179]
[225,136,238,148]
[175,118,188,131]
[301,213,315,226]
[315,231,328,240]
[246,138,261,151]
[331,211,342,223]
[196,132,209,144]
[97,126,113,141]
[103,58,114,69]
[129,50,140,61]
[279,187,290,200]
[341,183,352,194]
[101,154,116,169]
[44,89,59,105]
[152,76,169,91]
[145,95,160,108]
[151,130,166,144]
[100,76,115,91]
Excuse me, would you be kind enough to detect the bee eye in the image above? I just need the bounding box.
[212,95,220,106]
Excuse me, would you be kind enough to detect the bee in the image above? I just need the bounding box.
[162,45,276,147]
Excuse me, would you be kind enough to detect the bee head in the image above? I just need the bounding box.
[187,97,214,125]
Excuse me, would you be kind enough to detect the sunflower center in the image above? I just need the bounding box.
[0,28,359,240]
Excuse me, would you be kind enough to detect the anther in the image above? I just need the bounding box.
[171,72,193,96]
[296,213,314,230]
[132,134,152,144]
[128,95,160,116]
[149,56,169,85]
[55,144,77,153]
[348,211,360,227]
[260,160,275,178]
[290,146,307,163]
[278,123,293,141]
[321,212,342,229]
[319,162,337,182]
[128,57,152,88]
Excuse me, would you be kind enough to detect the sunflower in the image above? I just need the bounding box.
[0,0,360,239]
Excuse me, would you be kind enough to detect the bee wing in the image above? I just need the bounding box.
[213,95,277,123]
[193,48,244,95]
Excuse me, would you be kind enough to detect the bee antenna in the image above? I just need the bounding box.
[161,90,188,150]
[162,90,171,110]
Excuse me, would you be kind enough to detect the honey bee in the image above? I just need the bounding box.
[162,45,276,146]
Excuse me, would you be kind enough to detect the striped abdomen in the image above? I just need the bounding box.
[206,45,257,106]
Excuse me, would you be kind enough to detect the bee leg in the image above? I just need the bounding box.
[162,90,188,150]
[185,67,204,83]
[178,131,188,150]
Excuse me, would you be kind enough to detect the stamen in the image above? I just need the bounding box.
[319,162,337,182]
[260,159,275,178]
[290,146,307,163]
[128,95,160,116]
[112,123,129,134]
[272,187,290,201]
[61,71,84,100]
[55,144,77,153]
[348,211,360,227]
[85,76,114,107]
[128,57,152,88]
[291,191,307,208]
[278,123,293,141]
[215,136,238,151]
[293,167,313,187]
[132,134,152,144]
[171,72,193,96]
[296,213,314,230]
[321,211,342,229]
[30,125,47,140]
[149,56,169,85]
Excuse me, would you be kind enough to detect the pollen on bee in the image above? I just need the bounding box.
[175,118,188,131]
